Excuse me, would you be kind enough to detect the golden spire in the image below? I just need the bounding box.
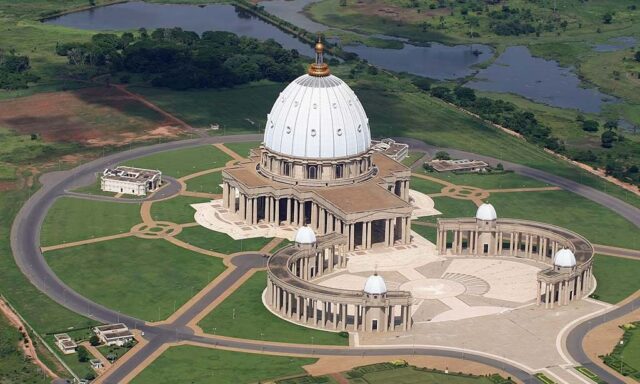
[308,35,330,77]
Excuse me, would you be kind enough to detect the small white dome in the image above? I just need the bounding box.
[476,203,497,221]
[554,249,576,268]
[263,74,371,159]
[364,274,387,295]
[294,226,316,244]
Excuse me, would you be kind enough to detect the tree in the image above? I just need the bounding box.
[77,346,90,362]
[601,130,616,148]
[604,120,618,131]
[89,335,101,346]
[602,13,613,24]
[454,86,476,105]
[635,51,640,62]
[434,151,451,160]
[582,120,599,132]
[495,163,504,171]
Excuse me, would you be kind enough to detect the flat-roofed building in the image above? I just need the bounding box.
[428,159,489,173]
[101,166,162,196]
[93,323,134,346]
[54,333,77,354]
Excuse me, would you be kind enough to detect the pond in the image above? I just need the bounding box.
[593,36,637,52]
[466,46,618,113]
[45,1,493,80]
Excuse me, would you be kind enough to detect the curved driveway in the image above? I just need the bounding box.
[11,135,640,383]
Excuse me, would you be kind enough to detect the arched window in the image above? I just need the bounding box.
[308,165,318,179]
[335,164,344,179]
[283,162,291,176]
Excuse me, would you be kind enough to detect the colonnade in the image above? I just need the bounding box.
[222,184,411,251]
[537,266,594,308]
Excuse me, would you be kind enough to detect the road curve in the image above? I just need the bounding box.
[11,135,639,383]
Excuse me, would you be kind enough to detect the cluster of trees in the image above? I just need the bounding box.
[0,50,39,89]
[487,6,536,36]
[56,28,304,90]
[429,85,563,151]
[576,115,621,148]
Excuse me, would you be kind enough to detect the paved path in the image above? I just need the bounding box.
[593,244,640,259]
[11,135,640,383]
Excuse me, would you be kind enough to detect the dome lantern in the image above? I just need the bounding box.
[364,273,387,295]
[294,226,316,246]
[553,248,576,268]
[476,203,497,221]
[309,35,330,77]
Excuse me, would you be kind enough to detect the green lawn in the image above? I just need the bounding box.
[150,195,209,224]
[486,190,640,250]
[592,255,640,304]
[401,151,424,167]
[428,196,479,221]
[412,224,437,244]
[40,197,141,246]
[175,225,273,254]
[410,176,444,195]
[223,141,261,158]
[419,170,550,190]
[130,82,282,133]
[185,171,222,195]
[131,346,316,384]
[198,271,348,345]
[125,145,231,178]
[97,343,136,362]
[44,236,226,321]
[0,315,51,384]
[347,366,498,384]
[623,326,640,373]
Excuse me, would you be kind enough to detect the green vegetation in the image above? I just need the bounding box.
[412,223,437,243]
[45,236,226,321]
[132,346,316,384]
[176,225,273,254]
[126,145,231,178]
[421,170,549,189]
[97,342,136,362]
[0,50,39,89]
[0,314,50,383]
[150,195,209,224]
[574,366,606,384]
[534,372,556,384]
[40,197,141,246]
[199,270,349,345]
[486,190,640,250]
[410,176,444,194]
[344,363,512,383]
[223,141,261,158]
[185,171,222,195]
[601,321,640,380]
[130,83,280,132]
[592,255,640,304]
[429,196,478,220]
[401,151,424,167]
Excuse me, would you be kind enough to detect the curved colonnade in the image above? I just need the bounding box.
[266,233,413,333]
[436,216,595,308]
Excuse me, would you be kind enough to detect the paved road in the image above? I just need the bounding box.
[594,244,640,259]
[11,135,640,383]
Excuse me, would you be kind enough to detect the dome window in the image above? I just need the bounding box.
[348,99,353,106]
[310,129,317,137]
[312,103,317,109]
[357,124,362,132]
[336,128,343,136]
[286,126,292,134]
[294,101,299,107]
[332,103,337,109]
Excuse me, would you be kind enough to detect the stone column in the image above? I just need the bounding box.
[311,203,317,230]
[286,198,292,224]
[536,281,541,306]
[319,208,326,234]
[366,221,372,249]
[349,224,355,251]
[333,303,338,329]
[341,304,347,330]
[274,198,280,225]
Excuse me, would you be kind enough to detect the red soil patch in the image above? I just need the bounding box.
[0,87,186,146]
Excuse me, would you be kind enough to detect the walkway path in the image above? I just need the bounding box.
[11,134,640,383]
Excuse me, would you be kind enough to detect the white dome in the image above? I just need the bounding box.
[363,274,387,295]
[476,203,497,221]
[554,249,576,268]
[294,226,316,244]
[263,74,371,159]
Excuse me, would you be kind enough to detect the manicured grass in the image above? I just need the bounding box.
[410,176,444,195]
[0,315,51,384]
[40,197,141,246]
[185,171,222,195]
[592,254,640,304]
[72,179,118,197]
[486,190,640,250]
[199,271,349,345]
[125,145,231,178]
[131,346,316,384]
[58,349,94,382]
[45,236,226,321]
[97,343,136,362]
[130,82,282,133]
[412,224,437,244]
[349,366,498,383]
[223,141,260,158]
[401,151,424,167]
[623,327,640,374]
[150,195,209,224]
[419,170,550,189]
[428,196,478,221]
[175,225,273,254]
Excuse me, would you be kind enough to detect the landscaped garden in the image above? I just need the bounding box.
[125,145,231,178]
[601,321,640,381]
[176,225,273,254]
[44,236,226,321]
[184,171,223,195]
[131,346,317,384]
[342,362,514,383]
[150,195,209,224]
[198,270,349,345]
[591,255,640,304]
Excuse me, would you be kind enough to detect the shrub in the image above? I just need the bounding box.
[582,120,599,132]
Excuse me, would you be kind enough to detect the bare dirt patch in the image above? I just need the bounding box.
[352,0,450,23]
[0,87,187,146]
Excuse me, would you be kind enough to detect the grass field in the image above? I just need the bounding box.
[44,236,226,321]
[199,270,349,345]
[410,176,444,195]
[40,197,141,246]
[222,141,261,158]
[130,82,282,133]
[126,145,231,178]
[486,190,640,250]
[592,255,640,304]
[420,170,550,190]
[347,366,499,384]
[0,315,51,383]
[150,195,209,224]
[175,226,273,254]
[623,326,640,373]
[184,171,222,195]
[131,346,316,384]
[412,223,437,243]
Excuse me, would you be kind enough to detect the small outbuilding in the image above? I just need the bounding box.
[54,333,77,354]
[93,323,134,347]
